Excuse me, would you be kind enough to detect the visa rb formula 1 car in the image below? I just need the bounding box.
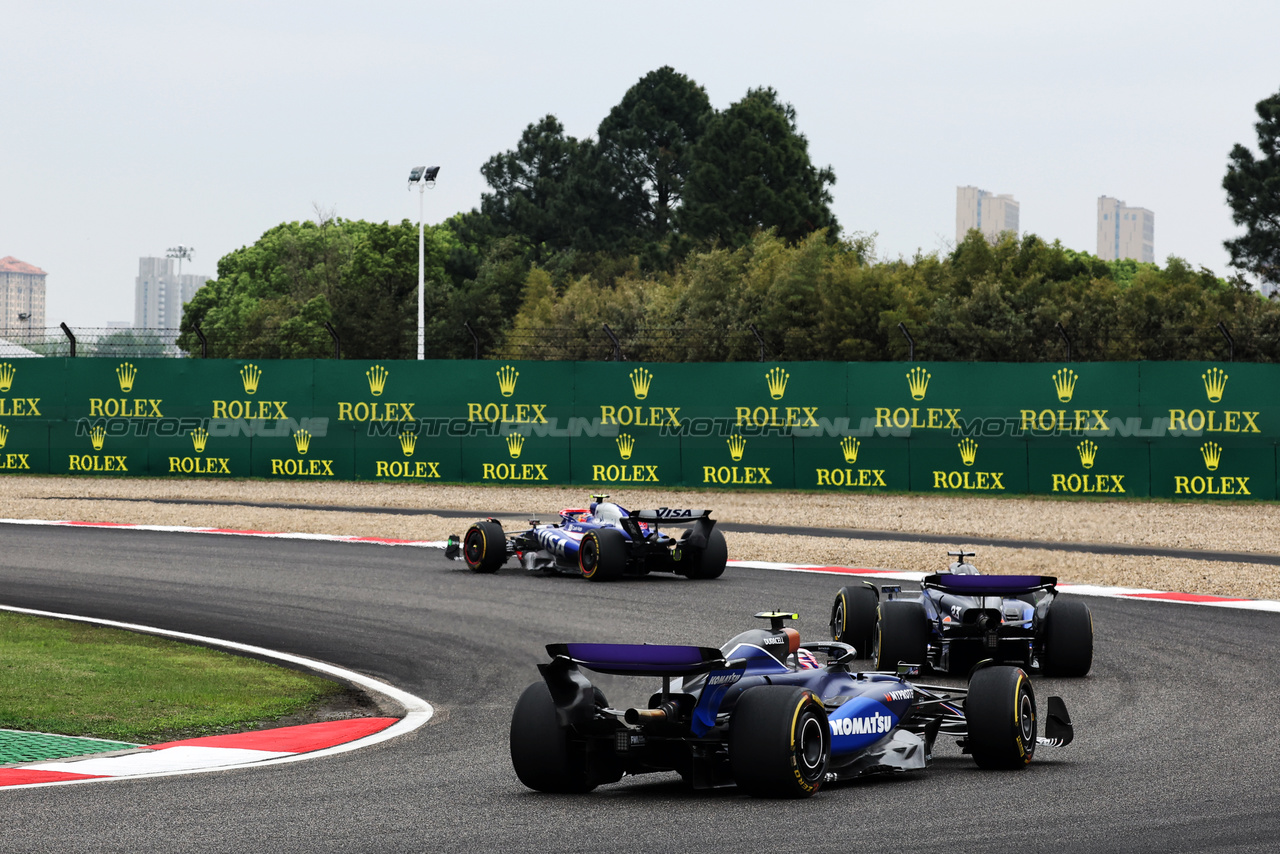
[831,550,1093,677]
[511,611,1074,798]
[451,495,727,581]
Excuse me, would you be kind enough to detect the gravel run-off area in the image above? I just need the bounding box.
[1,476,1277,600]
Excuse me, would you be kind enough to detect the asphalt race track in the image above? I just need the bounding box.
[3,523,1280,854]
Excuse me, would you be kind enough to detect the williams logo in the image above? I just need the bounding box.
[367,365,389,396]
[1051,440,1124,494]
[933,440,1004,491]
[399,432,416,457]
[704,433,771,485]
[1175,441,1249,496]
[616,433,634,460]
[69,424,128,472]
[766,366,789,400]
[506,433,525,459]
[1203,367,1227,403]
[497,365,519,397]
[1053,368,1078,403]
[116,362,137,393]
[907,366,931,401]
[294,429,311,454]
[630,368,652,400]
[816,437,887,488]
[1168,366,1256,434]
[0,363,14,392]
[241,364,262,395]
[191,428,209,453]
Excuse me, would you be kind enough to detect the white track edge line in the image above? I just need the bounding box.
[0,604,434,790]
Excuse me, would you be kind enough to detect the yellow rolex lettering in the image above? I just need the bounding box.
[1052,474,1066,491]
[1174,475,1189,493]
[339,402,353,420]
[1243,412,1260,432]
[467,403,483,421]
[1168,410,1186,431]
[875,408,891,428]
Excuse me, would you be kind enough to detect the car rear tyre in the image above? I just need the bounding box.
[463,520,506,573]
[729,686,829,798]
[831,585,877,658]
[965,665,1036,769]
[509,682,596,793]
[1042,598,1093,677]
[579,528,626,581]
[681,528,728,580]
[875,600,929,671]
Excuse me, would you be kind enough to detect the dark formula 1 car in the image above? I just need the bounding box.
[511,611,1074,798]
[452,495,727,581]
[830,550,1093,677]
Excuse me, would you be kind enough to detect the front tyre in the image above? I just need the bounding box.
[681,528,728,580]
[831,585,877,658]
[1042,598,1093,677]
[729,686,830,798]
[509,682,596,793]
[875,600,929,671]
[579,528,626,581]
[965,666,1036,769]
[463,520,507,574]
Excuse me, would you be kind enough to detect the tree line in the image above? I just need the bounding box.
[179,75,1280,362]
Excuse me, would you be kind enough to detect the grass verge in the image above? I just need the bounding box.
[0,611,345,742]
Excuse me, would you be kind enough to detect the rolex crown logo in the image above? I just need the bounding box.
[957,437,978,467]
[765,367,789,400]
[293,429,311,455]
[629,367,653,400]
[727,433,747,462]
[0,363,15,393]
[840,436,860,464]
[116,362,138,393]
[1053,368,1078,403]
[1077,439,1097,469]
[1202,367,1228,403]
[506,432,525,459]
[497,365,519,398]
[190,427,209,453]
[616,432,635,460]
[399,431,416,457]
[241,364,262,395]
[906,366,931,401]
[367,365,389,397]
[1201,441,1222,471]
[90,425,106,452]
[0,424,8,450]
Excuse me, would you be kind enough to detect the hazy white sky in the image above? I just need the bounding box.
[3,1,1278,327]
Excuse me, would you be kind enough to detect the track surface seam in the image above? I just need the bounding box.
[48,495,1280,566]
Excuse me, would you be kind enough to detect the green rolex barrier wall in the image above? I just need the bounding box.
[2,357,1274,498]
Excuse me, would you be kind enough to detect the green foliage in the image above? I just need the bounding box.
[1224,89,1280,287]
[179,217,452,359]
[679,88,837,247]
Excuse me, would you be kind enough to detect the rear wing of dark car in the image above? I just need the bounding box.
[627,508,715,548]
[922,573,1058,596]
[545,642,725,676]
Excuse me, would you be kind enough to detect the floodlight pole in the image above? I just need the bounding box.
[166,244,195,276]
[408,166,439,360]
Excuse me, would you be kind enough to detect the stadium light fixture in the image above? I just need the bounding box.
[408,166,440,360]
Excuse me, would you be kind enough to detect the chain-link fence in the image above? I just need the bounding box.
[2,322,1273,362]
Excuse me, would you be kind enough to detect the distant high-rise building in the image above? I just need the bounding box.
[956,186,1020,244]
[134,257,208,329]
[0,256,47,332]
[1096,196,1154,263]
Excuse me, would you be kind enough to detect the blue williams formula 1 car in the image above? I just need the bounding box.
[452,495,727,581]
[831,551,1093,677]
[511,611,1074,798]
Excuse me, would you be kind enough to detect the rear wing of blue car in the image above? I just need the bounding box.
[626,508,715,548]
[922,573,1058,596]
[545,643,726,676]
